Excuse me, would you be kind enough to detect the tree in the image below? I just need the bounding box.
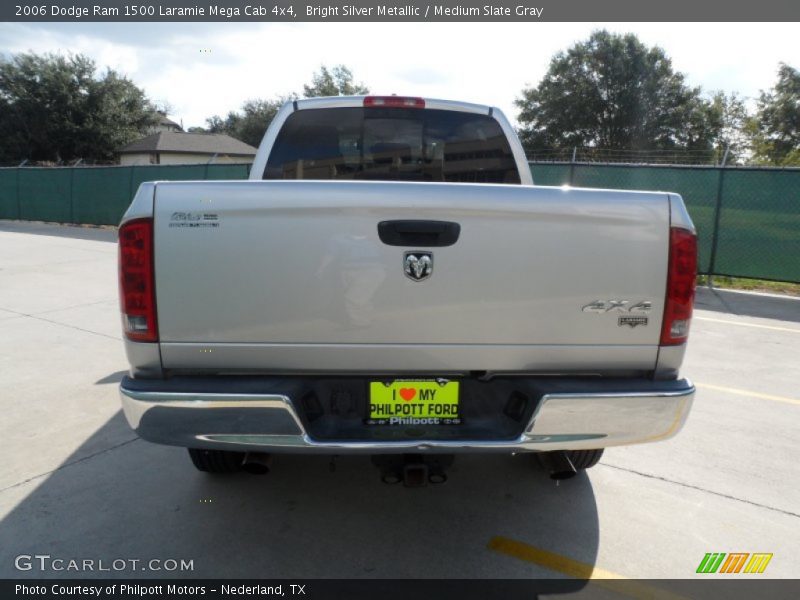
[0,52,159,163]
[749,63,800,166]
[302,65,369,98]
[204,64,368,146]
[708,91,751,164]
[205,97,290,147]
[515,31,719,161]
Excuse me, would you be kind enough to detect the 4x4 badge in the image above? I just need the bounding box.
[404,252,433,281]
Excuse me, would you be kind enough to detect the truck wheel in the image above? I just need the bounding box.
[188,448,245,473]
[565,449,604,470]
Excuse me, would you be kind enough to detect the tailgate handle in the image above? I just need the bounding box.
[377,220,460,247]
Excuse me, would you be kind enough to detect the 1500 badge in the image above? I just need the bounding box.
[168,212,219,228]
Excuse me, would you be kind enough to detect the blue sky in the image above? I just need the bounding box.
[0,22,797,129]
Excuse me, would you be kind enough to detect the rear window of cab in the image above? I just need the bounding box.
[263,107,521,184]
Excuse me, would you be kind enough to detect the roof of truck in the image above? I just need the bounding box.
[295,95,494,115]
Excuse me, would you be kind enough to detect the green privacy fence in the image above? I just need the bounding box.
[1,161,798,283]
[0,163,251,226]
[530,163,800,284]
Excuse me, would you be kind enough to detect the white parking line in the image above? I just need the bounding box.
[695,316,800,334]
[696,383,800,407]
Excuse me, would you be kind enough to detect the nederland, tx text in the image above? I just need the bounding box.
[15,584,307,596]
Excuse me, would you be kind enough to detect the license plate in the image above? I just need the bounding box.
[368,380,460,426]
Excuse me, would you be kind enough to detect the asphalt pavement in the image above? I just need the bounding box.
[1,220,798,583]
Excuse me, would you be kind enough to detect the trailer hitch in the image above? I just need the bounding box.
[372,454,454,487]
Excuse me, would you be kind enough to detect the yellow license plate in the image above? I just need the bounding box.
[368,380,460,425]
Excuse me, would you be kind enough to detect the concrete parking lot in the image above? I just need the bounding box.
[1,220,798,582]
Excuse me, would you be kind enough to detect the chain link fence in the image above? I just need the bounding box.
[0,163,251,226]
[526,147,727,165]
[0,161,798,283]
[530,162,800,283]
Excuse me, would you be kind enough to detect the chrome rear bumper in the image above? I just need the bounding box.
[120,376,694,453]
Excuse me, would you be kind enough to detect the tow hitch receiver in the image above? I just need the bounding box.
[372,454,454,487]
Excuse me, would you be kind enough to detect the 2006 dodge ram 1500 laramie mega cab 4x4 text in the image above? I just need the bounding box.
[118,95,697,482]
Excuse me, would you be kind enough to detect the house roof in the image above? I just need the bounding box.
[118,132,258,156]
[159,114,182,128]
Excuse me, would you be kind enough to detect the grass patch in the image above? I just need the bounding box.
[697,275,800,297]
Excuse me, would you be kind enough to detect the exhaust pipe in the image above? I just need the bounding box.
[241,452,272,475]
[537,451,577,480]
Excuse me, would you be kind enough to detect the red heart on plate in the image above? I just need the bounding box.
[399,388,416,401]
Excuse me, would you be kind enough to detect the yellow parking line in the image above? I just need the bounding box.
[488,535,621,578]
[695,316,800,334]
[695,383,800,407]
[487,536,689,600]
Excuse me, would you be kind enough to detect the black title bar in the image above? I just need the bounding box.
[6,579,800,600]
[2,0,799,22]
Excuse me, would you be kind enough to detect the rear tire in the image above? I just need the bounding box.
[565,449,604,470]
[188,448,245,473]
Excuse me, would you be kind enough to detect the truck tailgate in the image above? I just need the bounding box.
[152,180,669,373]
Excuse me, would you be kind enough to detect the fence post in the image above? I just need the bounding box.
[204,153,217,179]
[568,147,577,185]
[69,167,75,224]
[129,166,135,216]
[706,147,729,287]
[15,167,21,220]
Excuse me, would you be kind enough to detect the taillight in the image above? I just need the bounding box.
[363,96,425,109]
[118,218,158,342]
[660,227,697,345]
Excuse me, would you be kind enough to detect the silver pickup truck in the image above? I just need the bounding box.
[118,95,697,483]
